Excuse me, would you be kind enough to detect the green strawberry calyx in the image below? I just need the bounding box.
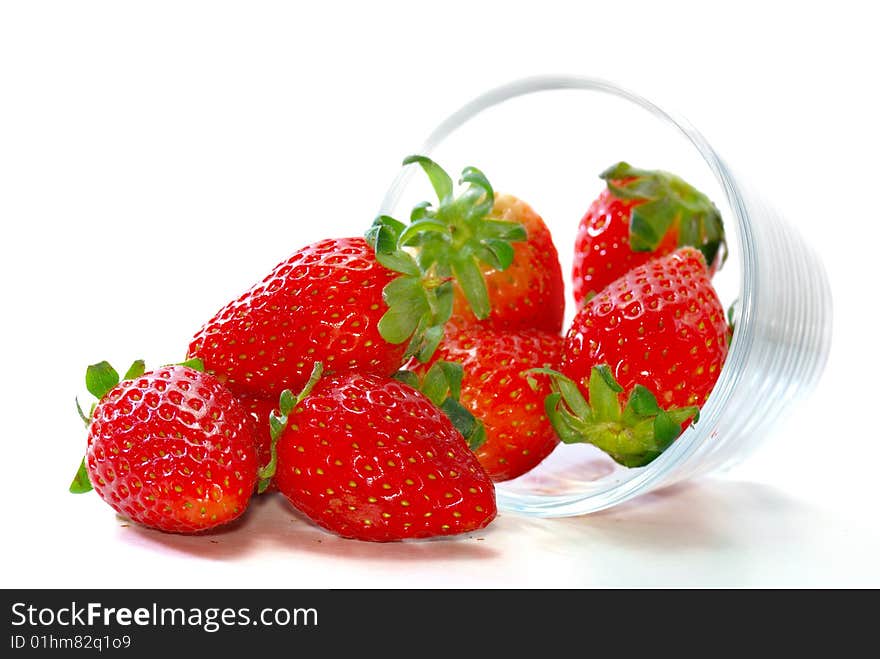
[393,361,487,451]
[366,155,527,363]
[70,358,203,494]
[526,365,699,468]
[257,362,324,493]
[70,359,147,494]
[601,161,727,270]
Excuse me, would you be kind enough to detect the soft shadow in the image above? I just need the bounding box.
[488,477,851,586]
[498,478,817,552]
[121,493,500,562]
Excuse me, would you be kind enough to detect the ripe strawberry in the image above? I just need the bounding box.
[190,156,528,398]
[268,369,497,542]
[572,162,726,307]
[71,360,258,533]
[538,248,729,467]
[448,194,565,333]
[418,327,563,482]
[188,237,406,398]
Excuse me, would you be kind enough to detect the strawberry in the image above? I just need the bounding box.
[189,156,527,398]
[416,327,563,482]
[448,194,565,333]
[536,248,729,467]
[70,360,258,533]
[264,366,497,542]
[188,237,406,398]
[572,162,726,307]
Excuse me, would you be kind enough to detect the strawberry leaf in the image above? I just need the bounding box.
[177,357,205,372]
[402,314,430,362]
[396,360,486,451]
[482,219,528,242]
[365,215,406,253]
[588,366,623,423]
[629,200,677,252]
[440,398,486,451]
[421,363,453,407]
[542,392,584,445]
[278,389,296,417]
[594,364,623,393]
[601,161,727,269]
[457,166,494,219]
[379,277,430,344]
[85,361,119,401]
[416,325,445,364]
[403,155,454,202]
[410,201,432,222]
[436,361,464,401]
[375,250,421,277]
[369,156,527,363]
[398,219,450,247]
[69,457,93,494]
[526,367,591,419]
[123,359,146,381]
[433,280,454,322]
[481,239,516,271]
[268,411,287,443]
[535,366,700,468]
[653,410,682,449]
[392,370,421,389]
[420,361,464,407]
[625,385,662,416]
[451,255,490,320]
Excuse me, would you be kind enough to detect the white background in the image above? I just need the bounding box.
[1,1,877,588]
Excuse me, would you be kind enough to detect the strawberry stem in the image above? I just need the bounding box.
[75,397,91,426]
[257,361,324,493]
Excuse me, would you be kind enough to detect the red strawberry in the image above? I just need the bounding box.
[539,248,729,467]
[189,156,529,398]
[419,327,563,482]
[448,194,565,333]
[572,162,726,307]
[188,237,406,398]
[268,369,497,542]
[71,360,258,533]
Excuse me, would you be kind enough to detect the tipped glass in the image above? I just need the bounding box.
[380,76,832,516]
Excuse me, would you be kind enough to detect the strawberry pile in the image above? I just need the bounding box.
[71,156,729,542]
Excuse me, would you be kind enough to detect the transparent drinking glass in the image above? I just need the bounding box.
[380,75,833,517]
